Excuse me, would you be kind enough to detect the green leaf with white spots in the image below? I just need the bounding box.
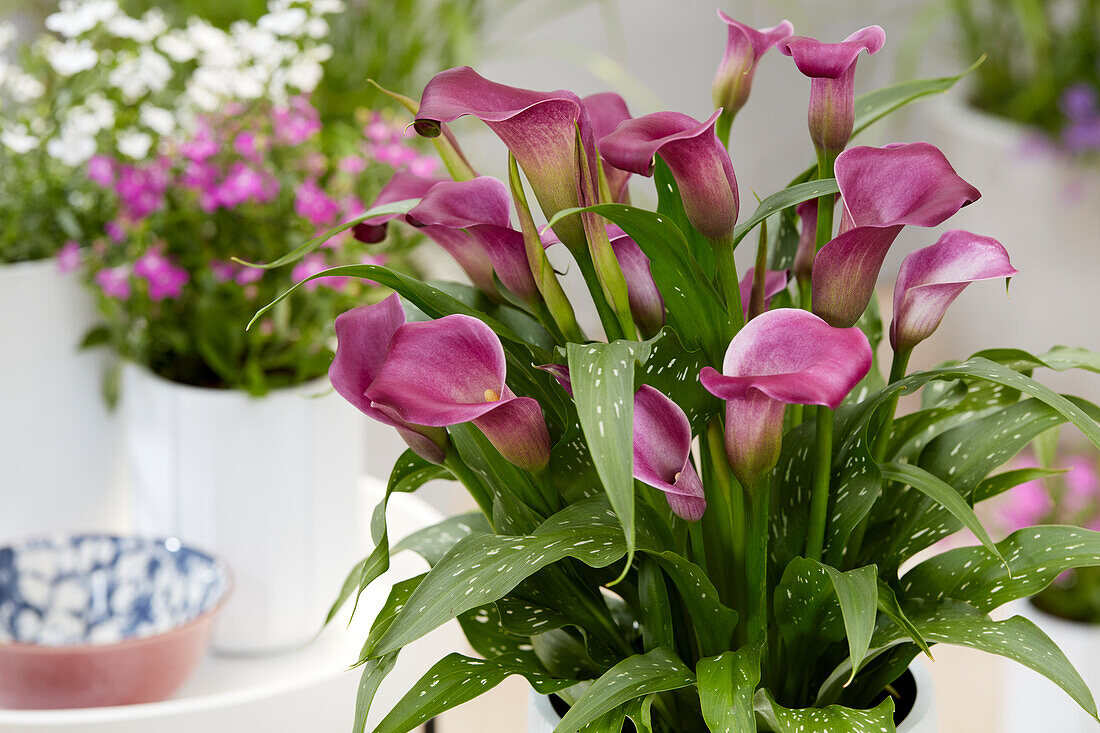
[372,654,531,733]
[495,597,573,637]
[646,551,738,657]
[638,558,674,652]
[773,558,846,666]
[823,433,881,567]
[753,689,896,733]
[366,497,632,658]
[820,563,879,684]
[873,600,1097,720]
[876,581,932,660]
[901,525,1100,613]
[354,652,398,733]
[326,451,451,627]
[567,340,651,576]
[392,512,491,567]
[697,645,761,733]
[879,462,1008,572]
[554,648,695,733]
[637,328,714,434]
[1038,345,1100,374]
[973,466,1066,503]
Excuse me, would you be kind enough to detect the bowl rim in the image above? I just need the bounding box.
[0,533,234,654]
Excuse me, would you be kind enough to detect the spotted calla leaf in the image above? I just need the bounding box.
[391,512,491,567]
[875,581,932,660]
[973,466,1067,503]
[554,648,695,733]
[373,653,557,733]
[697,645,761,733]
[495,597,573,637]
[753,689,895,733]
[819,563,879,684]
[366,497,635,657]
[354,652,399,733]
[326,451,451,627]
[638,558,674,651]
[646,550,739,656]
[773,558,846,666]
[567,339,652,574]
[901,525,1100,613]
[637,328,713,434]
[879,462,1007,571]
[823,432,881,567]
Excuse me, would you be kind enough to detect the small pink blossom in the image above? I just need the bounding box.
[235,267,264,286]
[292,253,346,291]
[134,250,189,301]
[294,178,340,226]
[272,95,321,145]
[87,155,116,187]
[409,155,439,177]
[210,259,237,283]
[365,117,394,142]
[372,143,418,168]
[180,121,219,162]
[95,266,131,299]
[56,241,82,273]
[303,152,327,177]
[115,163,168,220]
[234,131,262,163]
[105,220,127,242]
[217,163,278,208]
[339,156,367,174]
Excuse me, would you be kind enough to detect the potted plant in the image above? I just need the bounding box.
[981,446,1100,732]
[921,0,1100,399]
[50,0,426,654]
[257,10,1100,731]
[0,11,126,542]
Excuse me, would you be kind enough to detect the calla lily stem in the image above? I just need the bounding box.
[712,235,745,334]
[872,348,912,462]
[805,405,834,561]
[744,473,770,646]
[443,454,495,524]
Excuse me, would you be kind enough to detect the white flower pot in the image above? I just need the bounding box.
[1002,600,1100,733]
[925,97,1100,402]
[0,257,123,542]
[121,364,367,655]
[526,660,937,732]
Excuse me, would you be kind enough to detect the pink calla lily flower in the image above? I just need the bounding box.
[583,92,633,203]
[633,385,706,521]
[778,26,886,155]
[713,13,794,120]
[414,67,594,249]
[891,230,1018,352]
[365,313,551,472]
[600,110,739,241]
[609,231,665,337]
[330,295,448,464]
[812,142,981,327]
[738,267,789,318]
[406,177,538,304]
[353,169,442,244]
[700,308,871,483]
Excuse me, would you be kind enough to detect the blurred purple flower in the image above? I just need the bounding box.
[235,266,263,286]
[210,259,237,283]
[1061,83,1097,123]
[134,250,188,301]
[273,95,322,145]
[56,241,82,273]
[180,121,218,162]
[95,266,131,299]
[105,220,127,243]
[115,163,168,220]
[234,131,262,163]
[87,155,115,187]
[292,253,347,292]
[295,178,341,226]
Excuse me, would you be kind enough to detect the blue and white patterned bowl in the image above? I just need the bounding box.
[0,534,231,709]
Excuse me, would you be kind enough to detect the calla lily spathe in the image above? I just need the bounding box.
[353,169,442,244]
[600,110,739,241]
[414,67,593,250]
[712,12,793,120]
[609,231,664,337]
[633,385,706,520]
[891,229,1018,352]
[700,308,871,483]
[812,142,981,327]
[779,26,886,156]
[365,313,551,472]
[406,177,538,304]
[329,294,447,464]
[738,267,789,318]
[582,92,633,203]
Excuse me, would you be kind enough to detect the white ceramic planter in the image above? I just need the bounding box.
[526,660,937,732]
[925,97,1100,402]
[1002,600,1100,733]
[0,257,123,542]
[121,364,367,655]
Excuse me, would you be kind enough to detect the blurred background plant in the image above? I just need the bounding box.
[988,439,1100,623]
[904,0,1100,161]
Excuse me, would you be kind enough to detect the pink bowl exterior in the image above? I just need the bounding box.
[0,607,220,709]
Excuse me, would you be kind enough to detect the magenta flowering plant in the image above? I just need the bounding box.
[79,97,427,395]
[253,12,1100,733]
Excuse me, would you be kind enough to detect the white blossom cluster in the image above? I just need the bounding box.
[0,0,345,165]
